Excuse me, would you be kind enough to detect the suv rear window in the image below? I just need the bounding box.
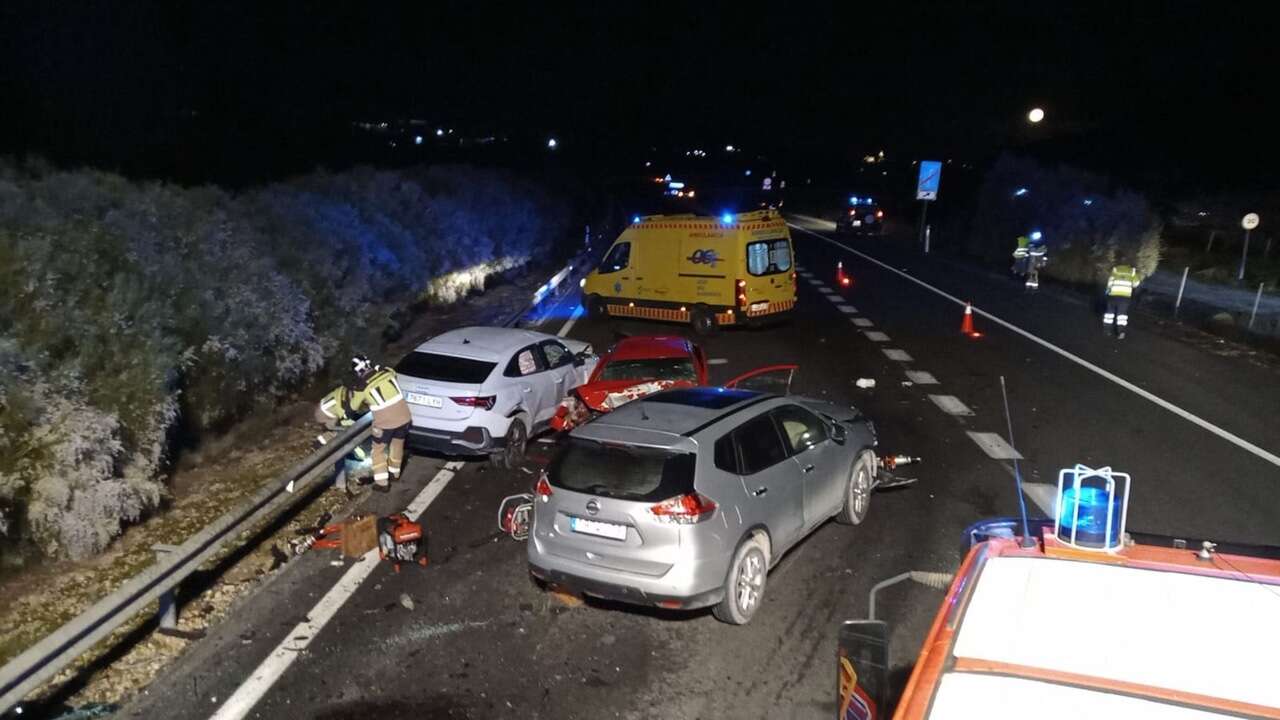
[747,238,792,276]
[549,439,695,502]
[395,352,496,384]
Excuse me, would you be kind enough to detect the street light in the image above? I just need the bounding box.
[547,138,558,149]
[1028,107,1045,123]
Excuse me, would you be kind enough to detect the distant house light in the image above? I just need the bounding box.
[547,138,558,149]
[1083,199,1094,206]
[436,128,445,137]
[414,135,423,145]
[1014,187,1029,197]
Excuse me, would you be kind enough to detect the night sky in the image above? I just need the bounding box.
[2,2,1275,191]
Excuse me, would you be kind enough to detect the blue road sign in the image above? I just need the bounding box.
[916,160,942,201]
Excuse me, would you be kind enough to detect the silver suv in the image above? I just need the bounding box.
[527,386,879,624]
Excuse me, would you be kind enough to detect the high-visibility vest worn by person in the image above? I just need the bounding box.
[1106,265,1140,298]
[318,386,357,424]
[1012,236,1030,259]
[349,367,413,430]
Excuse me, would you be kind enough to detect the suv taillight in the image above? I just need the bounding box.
[450,395,496,410]
[649,492,717,524]
[736,279,748,308]
[535,472,553,502]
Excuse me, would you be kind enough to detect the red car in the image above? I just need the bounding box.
[551,336,795,430]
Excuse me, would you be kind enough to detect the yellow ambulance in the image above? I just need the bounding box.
[581,210,797,334]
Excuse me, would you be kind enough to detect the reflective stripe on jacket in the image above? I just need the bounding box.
[318,386,354,420]
[350,367,412,429]
[1107,265,1140,298]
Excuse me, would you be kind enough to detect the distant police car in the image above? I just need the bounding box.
[835,196,885,236]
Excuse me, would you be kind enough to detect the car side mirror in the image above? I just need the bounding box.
[573,351,590,368]
[830,422,847,445]
[837,620,889,717]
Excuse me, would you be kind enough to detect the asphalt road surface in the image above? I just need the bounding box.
[121,216,1280,720]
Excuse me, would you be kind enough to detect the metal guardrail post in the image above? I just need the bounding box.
[152,544,181,631]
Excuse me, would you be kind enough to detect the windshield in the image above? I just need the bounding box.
[598,357,697,383]
[395,352,496,384]
[549,439,695,502]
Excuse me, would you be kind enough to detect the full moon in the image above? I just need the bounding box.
[1028,107,1045,123]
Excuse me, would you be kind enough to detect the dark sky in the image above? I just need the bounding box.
[2,1,1276,191]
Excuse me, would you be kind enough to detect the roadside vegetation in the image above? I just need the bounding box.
[0,160,570,560]
[967,153,1163,283]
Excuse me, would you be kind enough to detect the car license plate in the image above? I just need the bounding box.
[750,301,769,312]
[406,392,443,408]
[851,220,862,227]
[571,516,627,540]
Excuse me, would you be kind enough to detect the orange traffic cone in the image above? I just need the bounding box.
[836,261,851,287]
[960,302,978,336]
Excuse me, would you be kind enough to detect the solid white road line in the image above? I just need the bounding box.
[905,370,940,385]
[929,394,975,417]
[556,303,585,338]
[883,349,914,362]
[210,461,462,720]
[863,331,891,342]
[852,318,875,327]
[965,432,1025,460]
[789,222,1280,470]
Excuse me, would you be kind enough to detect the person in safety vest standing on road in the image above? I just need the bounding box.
[1026,231,1047,291]
[1103,261,1141,339]
[348,354,413,491]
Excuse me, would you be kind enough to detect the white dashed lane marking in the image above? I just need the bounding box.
[905,370,939,385]
[883,349,913,362]
[1021,482,1059,516]
[707,358,729,365]
[929,395,974,416]
[836,305,858,314]
[790,222,1280,470]
[966,431,1024,460]
[863,331,891,342]
[852,318,875,327]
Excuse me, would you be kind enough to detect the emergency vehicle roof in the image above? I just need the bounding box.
[930,554,1280,717]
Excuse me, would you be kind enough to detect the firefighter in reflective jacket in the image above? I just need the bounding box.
[1104,264,1141,339]
[314,385,369,493]
[348,354,413,491]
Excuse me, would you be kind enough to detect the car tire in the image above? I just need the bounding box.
[586,294,608,321]
[690,305,718,336]
[712,536,769,625]
[837,451,874,525]
[491,418,527,470]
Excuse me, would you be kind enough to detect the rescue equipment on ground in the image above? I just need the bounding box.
[498,493,535,540]
[378,513,428,571]
[291,513,377,558]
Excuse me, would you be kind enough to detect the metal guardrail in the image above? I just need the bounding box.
[0,256,585,714]
[0,416,372,712]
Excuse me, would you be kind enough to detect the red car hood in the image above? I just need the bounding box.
[574,378,697,412]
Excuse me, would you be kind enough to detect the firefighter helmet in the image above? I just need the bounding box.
[351,354,374,377]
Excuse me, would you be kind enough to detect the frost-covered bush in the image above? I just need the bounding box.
[0,159,569,557]
[969,154,1163,283]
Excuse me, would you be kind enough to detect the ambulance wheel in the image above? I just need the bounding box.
[586,294,608,320]
[491,419,527,470]
[691,305,718,336]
